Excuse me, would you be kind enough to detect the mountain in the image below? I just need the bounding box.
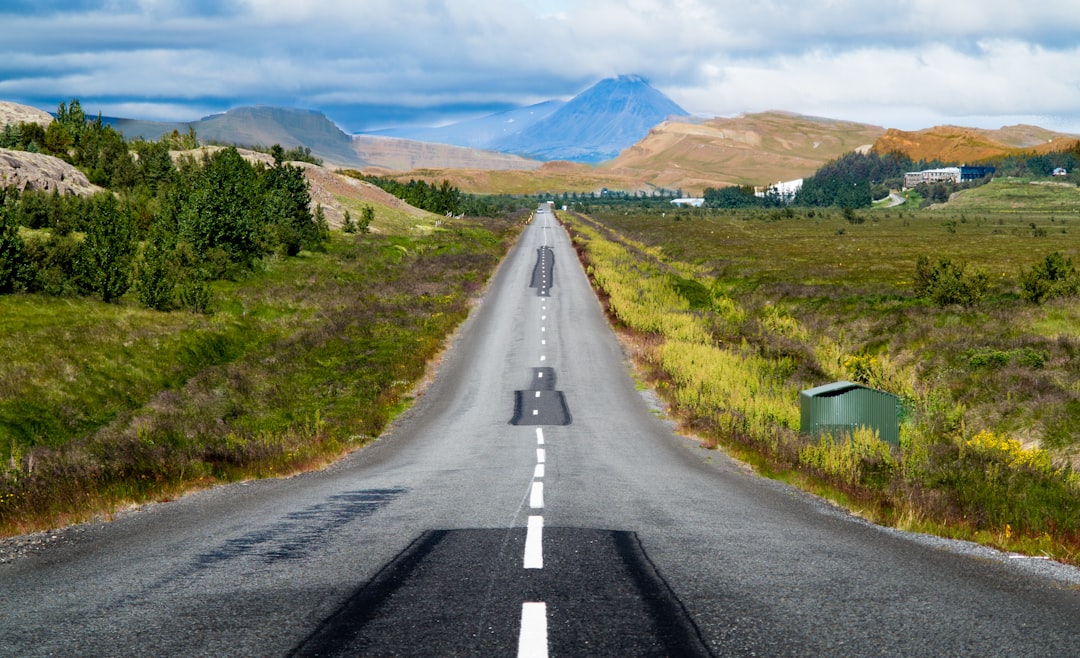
[110,106,360,165]
[109,106,545,171]
[369,100,564,150]
[872,125,1080,162]
[492,75,688,163]
[601,111,887,193]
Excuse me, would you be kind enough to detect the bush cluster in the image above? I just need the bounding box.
[912,255,989,307]
[1019,251,1079,304]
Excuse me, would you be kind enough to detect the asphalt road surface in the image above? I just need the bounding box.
[3,205,1080,656]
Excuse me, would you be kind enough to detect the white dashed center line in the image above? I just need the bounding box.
[530,481,544,509]
[536,448,545,464]
[518,602,548,658]
[524,515,543,569]
[536,428,544,444]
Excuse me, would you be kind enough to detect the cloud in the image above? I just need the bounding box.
[1,0,1079,132]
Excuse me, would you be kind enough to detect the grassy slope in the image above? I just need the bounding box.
[0,214,520,536]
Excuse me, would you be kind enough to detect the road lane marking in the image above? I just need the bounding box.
[536,428,544,444]
[541,339,546,345]
[540,355,546,361]
[524,515,543,569]
[518,602,548,658]
[530,481,544,508]
[534,464,545,478]
[532,409,539,416]
[535,391,541,398]
[537,448,545,464]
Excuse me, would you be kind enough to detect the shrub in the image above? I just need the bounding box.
[1020,252,1079,304]
[76,194,137,302]
[799,427,897,488]
[913,255,989,307]
[0,206,25,293]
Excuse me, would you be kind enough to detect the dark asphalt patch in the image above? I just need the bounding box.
[531,367,556,391]
[195,488,407,566]
[511,390,572,425]
[289,528,712,657]
[531,246,554,296]
[511,368,570,425]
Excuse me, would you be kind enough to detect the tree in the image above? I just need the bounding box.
[259,161,317,256]
[0,205,26,293]
[77,194,137,302]
[1020,252,1079,304]
[133,225,176,311]
[359,205,374,234]
[704,185,761,209]
[54,99,86,147]
[913,255,989,307]
[178,147,265,270]
[43,121,73,159]
[132,139,176,192]
[342,209,357,234]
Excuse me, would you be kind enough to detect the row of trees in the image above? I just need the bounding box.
[348,173,525,218]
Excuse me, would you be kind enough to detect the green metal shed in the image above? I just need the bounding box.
[799,380,901,445]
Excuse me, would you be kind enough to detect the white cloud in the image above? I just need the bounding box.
[2,0,1079,132]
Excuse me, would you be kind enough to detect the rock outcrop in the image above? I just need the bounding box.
[0,148,102,196]
[0,101,53,130]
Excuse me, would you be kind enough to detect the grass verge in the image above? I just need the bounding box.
[0,215,520,536]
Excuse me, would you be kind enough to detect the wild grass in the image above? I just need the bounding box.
[0,216,518,536]
[563,182,1080,562]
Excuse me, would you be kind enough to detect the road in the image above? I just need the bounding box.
[3,205,1080,656]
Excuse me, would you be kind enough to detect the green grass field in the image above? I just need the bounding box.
[566,177,1080,561]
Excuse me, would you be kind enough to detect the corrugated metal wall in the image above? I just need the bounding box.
[800,382,900,445]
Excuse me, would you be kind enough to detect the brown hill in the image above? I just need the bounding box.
[872,125,1080,162]
[601,112,887,194]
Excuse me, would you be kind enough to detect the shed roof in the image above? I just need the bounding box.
[801,380,862,398]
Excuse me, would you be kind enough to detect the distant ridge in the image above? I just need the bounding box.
[113,106,361,166]
[872,125,1080,162]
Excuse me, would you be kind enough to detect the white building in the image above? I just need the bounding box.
[904,167,961,188]
[756,178,803,200]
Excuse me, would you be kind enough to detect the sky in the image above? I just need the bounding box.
[2,0,1080,135]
